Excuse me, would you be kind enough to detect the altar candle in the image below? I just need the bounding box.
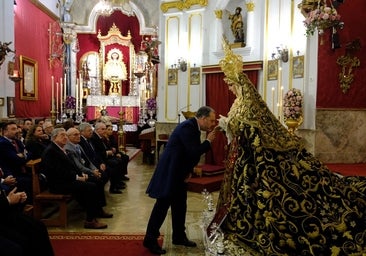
[60,78,63,109]
[64,74,67,101]
[75,79,79,112]
[271,87,275,113]
[79,73,83,113]
[51,76,54,111]
[56,82,59,115]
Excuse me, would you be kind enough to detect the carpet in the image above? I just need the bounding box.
[50,232,163,256]
[325,163,366,176]
[187,174,224,193]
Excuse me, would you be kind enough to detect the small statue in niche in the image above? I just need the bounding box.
[228,7,245,45]
[103,48,127,95]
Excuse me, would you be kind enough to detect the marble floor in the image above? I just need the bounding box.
[47,150,219,255]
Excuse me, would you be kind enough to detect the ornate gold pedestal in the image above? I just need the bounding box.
[285,116,303,135]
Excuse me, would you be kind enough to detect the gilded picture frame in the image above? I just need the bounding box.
[20,55,38,100]
[293,55,304,79]
[0,97,4,106]
[267,60,278,80]
[168,68,178,85]
[190,67,200,85]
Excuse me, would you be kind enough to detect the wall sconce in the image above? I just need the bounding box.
[272,46,288,63]
[172,58,187,72]
[8,55,22,83]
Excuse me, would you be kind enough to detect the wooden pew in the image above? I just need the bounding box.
[26,158,72,228]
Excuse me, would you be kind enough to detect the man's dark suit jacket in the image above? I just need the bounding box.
[146,118,211,199]
[79,136,103,168]
[90,132,109,163]
[41,142,82,194]
[0,137,27,177]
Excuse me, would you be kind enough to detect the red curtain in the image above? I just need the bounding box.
[205,71,258,166]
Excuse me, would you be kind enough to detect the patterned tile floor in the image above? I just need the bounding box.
[47,150,219,255]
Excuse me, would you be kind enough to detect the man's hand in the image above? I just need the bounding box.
[7,187,27,205]
[3,175,17,186]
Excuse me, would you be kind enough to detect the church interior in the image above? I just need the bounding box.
[1,0,366,255]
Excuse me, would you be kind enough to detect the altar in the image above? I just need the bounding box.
[86,95,140,123]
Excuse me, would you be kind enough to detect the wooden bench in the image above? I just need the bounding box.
[26,158,72,228]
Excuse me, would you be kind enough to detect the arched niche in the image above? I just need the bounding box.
[79,51,100,97]
[97,23,135,96]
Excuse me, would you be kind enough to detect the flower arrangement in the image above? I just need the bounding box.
[303,1,341,36]
[65,96,76,109]
[283,88,303,121]
[146,97,157,110]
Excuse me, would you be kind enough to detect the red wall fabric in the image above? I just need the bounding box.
[317,0,366,108]
[14,0,63,118]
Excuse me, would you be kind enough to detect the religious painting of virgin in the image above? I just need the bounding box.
[293,55,304,79]
[267,59,278,80]
[190,67,200,85]
[168,68,178,85]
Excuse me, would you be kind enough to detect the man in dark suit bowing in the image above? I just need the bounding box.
[41,127,108,229]
[143,106,218,255]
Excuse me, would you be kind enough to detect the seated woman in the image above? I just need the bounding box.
[25,124,48,160]
[214,39,366,255]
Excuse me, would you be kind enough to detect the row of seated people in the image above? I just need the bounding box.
[0,120,130,231]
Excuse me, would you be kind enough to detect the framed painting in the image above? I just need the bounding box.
[267,60,278,80]
[293,55,304,79]
[0,97,4,106]
[190,67,200,85]
[20,55,38,100]
[7,97,15,118]
[168,68,178,85]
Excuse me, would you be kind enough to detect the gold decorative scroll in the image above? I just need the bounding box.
[214,10,223,19]
[160,0,208,13]
[336,39,361,94]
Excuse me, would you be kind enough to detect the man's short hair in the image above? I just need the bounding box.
[196,106,215,118]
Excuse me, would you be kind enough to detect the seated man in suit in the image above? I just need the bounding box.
[90,122,128,194]
[65,127,112,218]
[41,127,108,229]
[104,123,129,181]
[0,122,32,203]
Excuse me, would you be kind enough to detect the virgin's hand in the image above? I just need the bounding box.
[217,115,228,132]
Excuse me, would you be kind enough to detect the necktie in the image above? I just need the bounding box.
[12,140,19,152]
[75,144,82,156]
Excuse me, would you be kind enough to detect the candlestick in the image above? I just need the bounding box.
[51,76,54,111]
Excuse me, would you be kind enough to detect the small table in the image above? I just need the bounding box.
[156,139,168,161]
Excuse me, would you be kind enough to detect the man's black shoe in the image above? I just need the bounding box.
[172,238,197,247]
[121,175,130,181]
[117,183,126,189]
[109,188,122,194]
[143,238,166,255]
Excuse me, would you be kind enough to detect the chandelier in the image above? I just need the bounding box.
[95,0,133,17]
[95,0,114,16]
